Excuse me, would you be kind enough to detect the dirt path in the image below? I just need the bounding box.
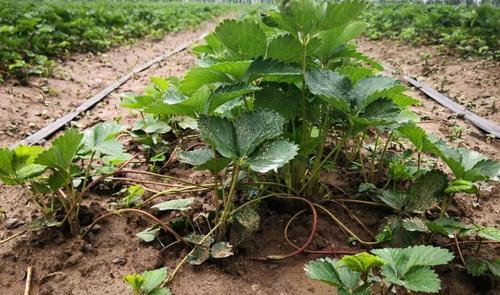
[0,28,499,294]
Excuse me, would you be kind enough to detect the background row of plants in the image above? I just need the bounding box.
[0,0,499,294]
[362,2,500,59]
[0,0,232,83]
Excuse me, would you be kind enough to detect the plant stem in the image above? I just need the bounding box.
[376,131,393,182]
[217,163,240,240]
[454,235,466,265]
[0,229,28,245]
[79,151,96,199]
[294,35,310,188]
[307,108,330,194]
[370,132,380,180]
[109,177,211,189]
[315,203,381,245]
[359,148,369,184]
[417,151,422,173]
[383,284,394,295]
[475,237,483,255]
[141,187,209,205]
[298,135,348,195]
[82,208,184,242]
[117,169,210,188]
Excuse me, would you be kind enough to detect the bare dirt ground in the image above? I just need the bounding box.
[357,37,500,124]
[0,27,499,295]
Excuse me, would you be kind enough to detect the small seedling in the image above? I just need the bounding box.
[124,267,170,295]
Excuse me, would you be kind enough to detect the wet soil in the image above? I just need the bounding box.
[0,28,499,295]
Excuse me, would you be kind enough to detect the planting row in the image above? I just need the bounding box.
[363,2,500,59]
[0,0,231,83]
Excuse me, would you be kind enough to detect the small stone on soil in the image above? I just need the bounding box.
[112,257,127,266]
[5,218,25,229]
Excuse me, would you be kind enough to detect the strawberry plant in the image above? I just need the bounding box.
[305,245,454,294]
[124,267,171,295]
[115,1,499,283]
[363,3,499,59]
[123,0,414,197]
[0,123,129,236]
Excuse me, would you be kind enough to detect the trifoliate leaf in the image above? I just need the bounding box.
[406,170,448,213]
[429,136,500,181]
[486,259,500,277]
[253,86,299,120]
[177,116,198,130]
[376,190,407,212]
[136,226,160,243]
[207,83,260,114]
[305,70,351,113]
[234,207,260,234]
[402,217,430,233]
[178,148,214,167]
[0,146,46,184]
[322,0,367,30]
[316,21,367,61]
[234,110,285,156]
[184,233,214,247]
[407,245,454,267]
[187,244,211,265]
[180,61,251,96]
[123,274,144,293]
[278,0,324,35]
[372,246,453,293]
[121,185,144,207]
[266,33,303,63]
[351,76,399,108]
[336,65,372,85]
[151,198,195,212]
[304,258,345,287]
[425,217,469,237]
[477,227,500,241]
[198,115,237,158]
[357,99,402,126]
[133,115,171,134]
[210,242,234,258]
[83,122,126,156]
[214,19,267,59]
[36,129,83,185]
[305,257,361,289]
[142,267,167,293]
[397,123,438,154]
[121,93,154,110]
[340,252,385,273]
[465,257,489,277]
[397,266,441,293]
[177,148,230,173]
[247,138,299,173]
[245,59,301,83]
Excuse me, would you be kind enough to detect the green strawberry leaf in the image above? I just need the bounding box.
[152,198,195,212]
[247,138,299,173]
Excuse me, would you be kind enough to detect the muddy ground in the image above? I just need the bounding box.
[0,18,499,295]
